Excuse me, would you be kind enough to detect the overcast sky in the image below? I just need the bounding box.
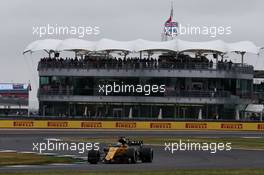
[0,0,263,108]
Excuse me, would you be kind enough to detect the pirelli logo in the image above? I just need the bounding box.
[13,121,34,127]
[150,123,171,129]
[81,122,102,128]
[257,124,264,130]
[116,122,136,128]
[47,121,68,128]
[185,123,207,129]
[221,123,243,129]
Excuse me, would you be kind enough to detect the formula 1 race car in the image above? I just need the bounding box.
[87,137,153,164]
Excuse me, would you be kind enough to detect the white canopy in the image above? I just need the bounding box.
[24,39,62,54]
[23,38,261,55]
[95,38,134,52]
[134,39,177,52]
[56,38,95,51]
[227,41,260,54]
[177,39,228,53]
[245,104,264,113]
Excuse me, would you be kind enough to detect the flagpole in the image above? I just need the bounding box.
[28,80,31,117]
[162,2,176,41]
[170,1,174,40]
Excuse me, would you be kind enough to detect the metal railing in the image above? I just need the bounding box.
[38,60,254,74]
[1,115,263,122]
[38,89,231,98]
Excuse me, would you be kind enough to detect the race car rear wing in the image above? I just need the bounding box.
[127,140,143,146]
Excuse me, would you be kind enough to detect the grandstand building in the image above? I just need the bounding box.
[24,38,261,120]
[0,83,29,116]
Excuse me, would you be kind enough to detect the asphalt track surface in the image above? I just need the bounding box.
[0,129,264,172]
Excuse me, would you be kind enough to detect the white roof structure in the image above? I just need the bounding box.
[23,38,261,55]
[24,39,62,53]
[56,38,95,51]
[245,104,264,113]
[95,38,134,52]
[177,39,228,53]
[134,39,177,52]
[227,41,260,54]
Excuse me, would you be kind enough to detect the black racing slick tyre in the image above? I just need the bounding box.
[126,148,137,164]
[140,147,153,163]
[88,150,100,164]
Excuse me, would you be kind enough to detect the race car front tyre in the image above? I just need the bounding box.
[126,148,137,164]
[88,150,100,164]
[140,147,153,163]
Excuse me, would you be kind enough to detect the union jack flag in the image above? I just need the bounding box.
[164,4,178,36]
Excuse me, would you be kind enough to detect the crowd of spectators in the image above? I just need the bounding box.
[38,53,250,72]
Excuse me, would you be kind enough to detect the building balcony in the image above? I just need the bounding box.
[38,61,254,79]
[38,89,252,105]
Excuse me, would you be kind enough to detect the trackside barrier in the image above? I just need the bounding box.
[0,120,263,131]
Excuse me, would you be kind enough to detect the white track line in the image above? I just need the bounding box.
[44,138,62,141]
[0,150,17,152]
[20,151,37,154]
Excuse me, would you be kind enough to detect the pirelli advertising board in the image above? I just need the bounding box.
[0,120,263,131]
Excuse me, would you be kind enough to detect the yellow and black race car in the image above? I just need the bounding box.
[87,137,153,164]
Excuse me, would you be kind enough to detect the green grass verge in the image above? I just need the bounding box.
[0,169,264,175]
[62,136,264,150]
[0,152,78,166]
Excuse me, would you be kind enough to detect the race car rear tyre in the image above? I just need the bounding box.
[126,148,137,164]
[88,150,100,164]
[140,147,153,163]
